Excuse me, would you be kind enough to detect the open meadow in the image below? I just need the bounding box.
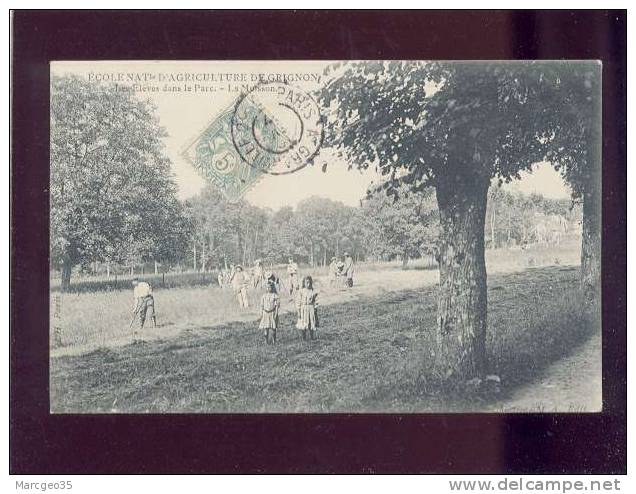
[49,238,600,413]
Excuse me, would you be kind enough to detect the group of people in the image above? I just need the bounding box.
[216,260,279,307]
[217,258,321,344]
[130,254,355,345]
[329,252,355,288]
[257,273,319,345]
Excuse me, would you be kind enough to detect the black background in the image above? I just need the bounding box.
[10,10,627,474]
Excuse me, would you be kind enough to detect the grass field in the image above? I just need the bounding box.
[49,239,597,413]
[50,239,581,351]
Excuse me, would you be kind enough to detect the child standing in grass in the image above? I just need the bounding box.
[259,281,280,344]
[295,275,319,340]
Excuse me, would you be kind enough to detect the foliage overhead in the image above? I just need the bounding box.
[533,62,602,199]
[319,61,594,197]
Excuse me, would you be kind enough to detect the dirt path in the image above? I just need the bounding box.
[490,330,602,412]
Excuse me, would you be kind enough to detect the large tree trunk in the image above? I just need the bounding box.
[436,176,490,379]
[402,249,409,269]
[581,185,601,307]
[60,253,73,292]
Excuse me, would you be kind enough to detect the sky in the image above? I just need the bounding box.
[508,163,571,199]
[51,61,571,210]
[244,160,571,210]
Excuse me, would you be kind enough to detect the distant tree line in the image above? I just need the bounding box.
[52,158,580,286]
[174,184,581,272]
[486,188,581,249]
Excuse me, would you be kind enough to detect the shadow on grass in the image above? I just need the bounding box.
[51,266,597,413]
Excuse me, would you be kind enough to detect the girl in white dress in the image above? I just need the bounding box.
[259,282,280,344]
[295,275,319,340]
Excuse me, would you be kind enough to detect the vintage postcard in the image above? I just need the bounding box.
[49,60,602,413]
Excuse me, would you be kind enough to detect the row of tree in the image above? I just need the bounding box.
[486,188,580,249]
[56,172,580,282]
[183,184,437,270]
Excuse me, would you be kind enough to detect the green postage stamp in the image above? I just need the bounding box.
[181,79,324,202]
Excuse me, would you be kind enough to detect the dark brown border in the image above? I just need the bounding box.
[10,10,627,474]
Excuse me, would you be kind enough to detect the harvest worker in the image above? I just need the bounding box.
[286,257,299,295]
[217,268,225,288]
[329,256,340,286]
[232,265,250,309]
[131,279,156,331]
[253,259,265,289]
[343,252,355,288]
[265,271,284,295]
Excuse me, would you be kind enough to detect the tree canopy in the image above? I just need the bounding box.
[320,61,559,194]
[50,75,189,288]
[532,62,602,199]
